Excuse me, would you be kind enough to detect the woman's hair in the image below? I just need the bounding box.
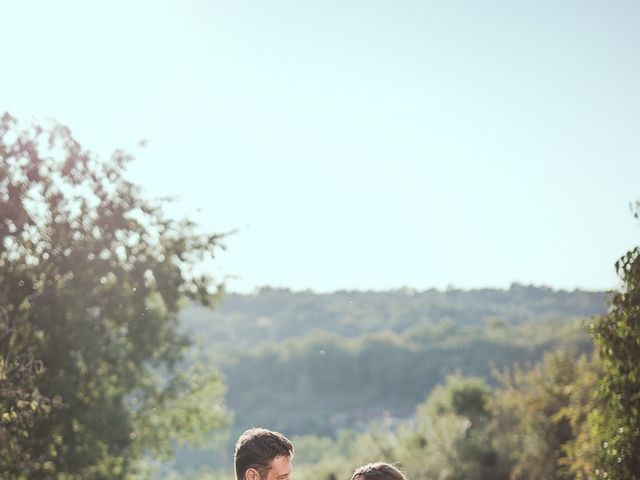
[351,463,406,480]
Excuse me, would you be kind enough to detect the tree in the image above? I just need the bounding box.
[398,375,510,480]
[0,113,230,478]
[493,350,596,480]
[588,201,640,479]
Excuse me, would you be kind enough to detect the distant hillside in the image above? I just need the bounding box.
[171,285,607,472]
[180,284,606,352]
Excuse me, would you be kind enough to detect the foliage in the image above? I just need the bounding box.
[493,350,596,480]
[399,375,511,480]
[213,319,590,440]
[0,114,229,478]
[172,282,602,471]
[238,376,512,480]
[588,202,640,480]
[280,360,600,480]
[559,354,601,479]
[0,350,55,476]
[181,286,605,351]
[171,307,595,474]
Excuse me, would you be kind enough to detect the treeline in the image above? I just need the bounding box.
[177,286,603,439]
[169,287,603,474]
[180,285,605,350]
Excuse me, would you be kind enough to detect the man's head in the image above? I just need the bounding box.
[351,463,406,480]
[234,428,294,480]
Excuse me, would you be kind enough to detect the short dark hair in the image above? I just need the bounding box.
[234,428,294,480]
[351,463,406,480]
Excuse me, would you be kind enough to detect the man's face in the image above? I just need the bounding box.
[263,455,292,480]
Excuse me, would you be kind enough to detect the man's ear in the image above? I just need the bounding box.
[245,468,259,480]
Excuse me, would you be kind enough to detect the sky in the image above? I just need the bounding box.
[3,0,640,293]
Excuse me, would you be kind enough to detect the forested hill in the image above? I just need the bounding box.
[180,284,607,350]
[171,286,607,472]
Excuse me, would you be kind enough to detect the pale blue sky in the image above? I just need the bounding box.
[3,1,640,292]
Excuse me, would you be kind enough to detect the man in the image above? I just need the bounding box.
[234,428,294,480]
[351,463,406,480]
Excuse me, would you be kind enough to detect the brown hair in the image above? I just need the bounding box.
[234,428,294,480]
[351,463,406,480]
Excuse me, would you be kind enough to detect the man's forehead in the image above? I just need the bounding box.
[270,455,292,474]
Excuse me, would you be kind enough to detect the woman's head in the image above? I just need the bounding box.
[351,463,406,480]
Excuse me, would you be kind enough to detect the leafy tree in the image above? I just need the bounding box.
[493,350,595,480]
[0,113,230,478]
[589,201,640,479]
[399,375,510,480]
[559,354,600,479]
